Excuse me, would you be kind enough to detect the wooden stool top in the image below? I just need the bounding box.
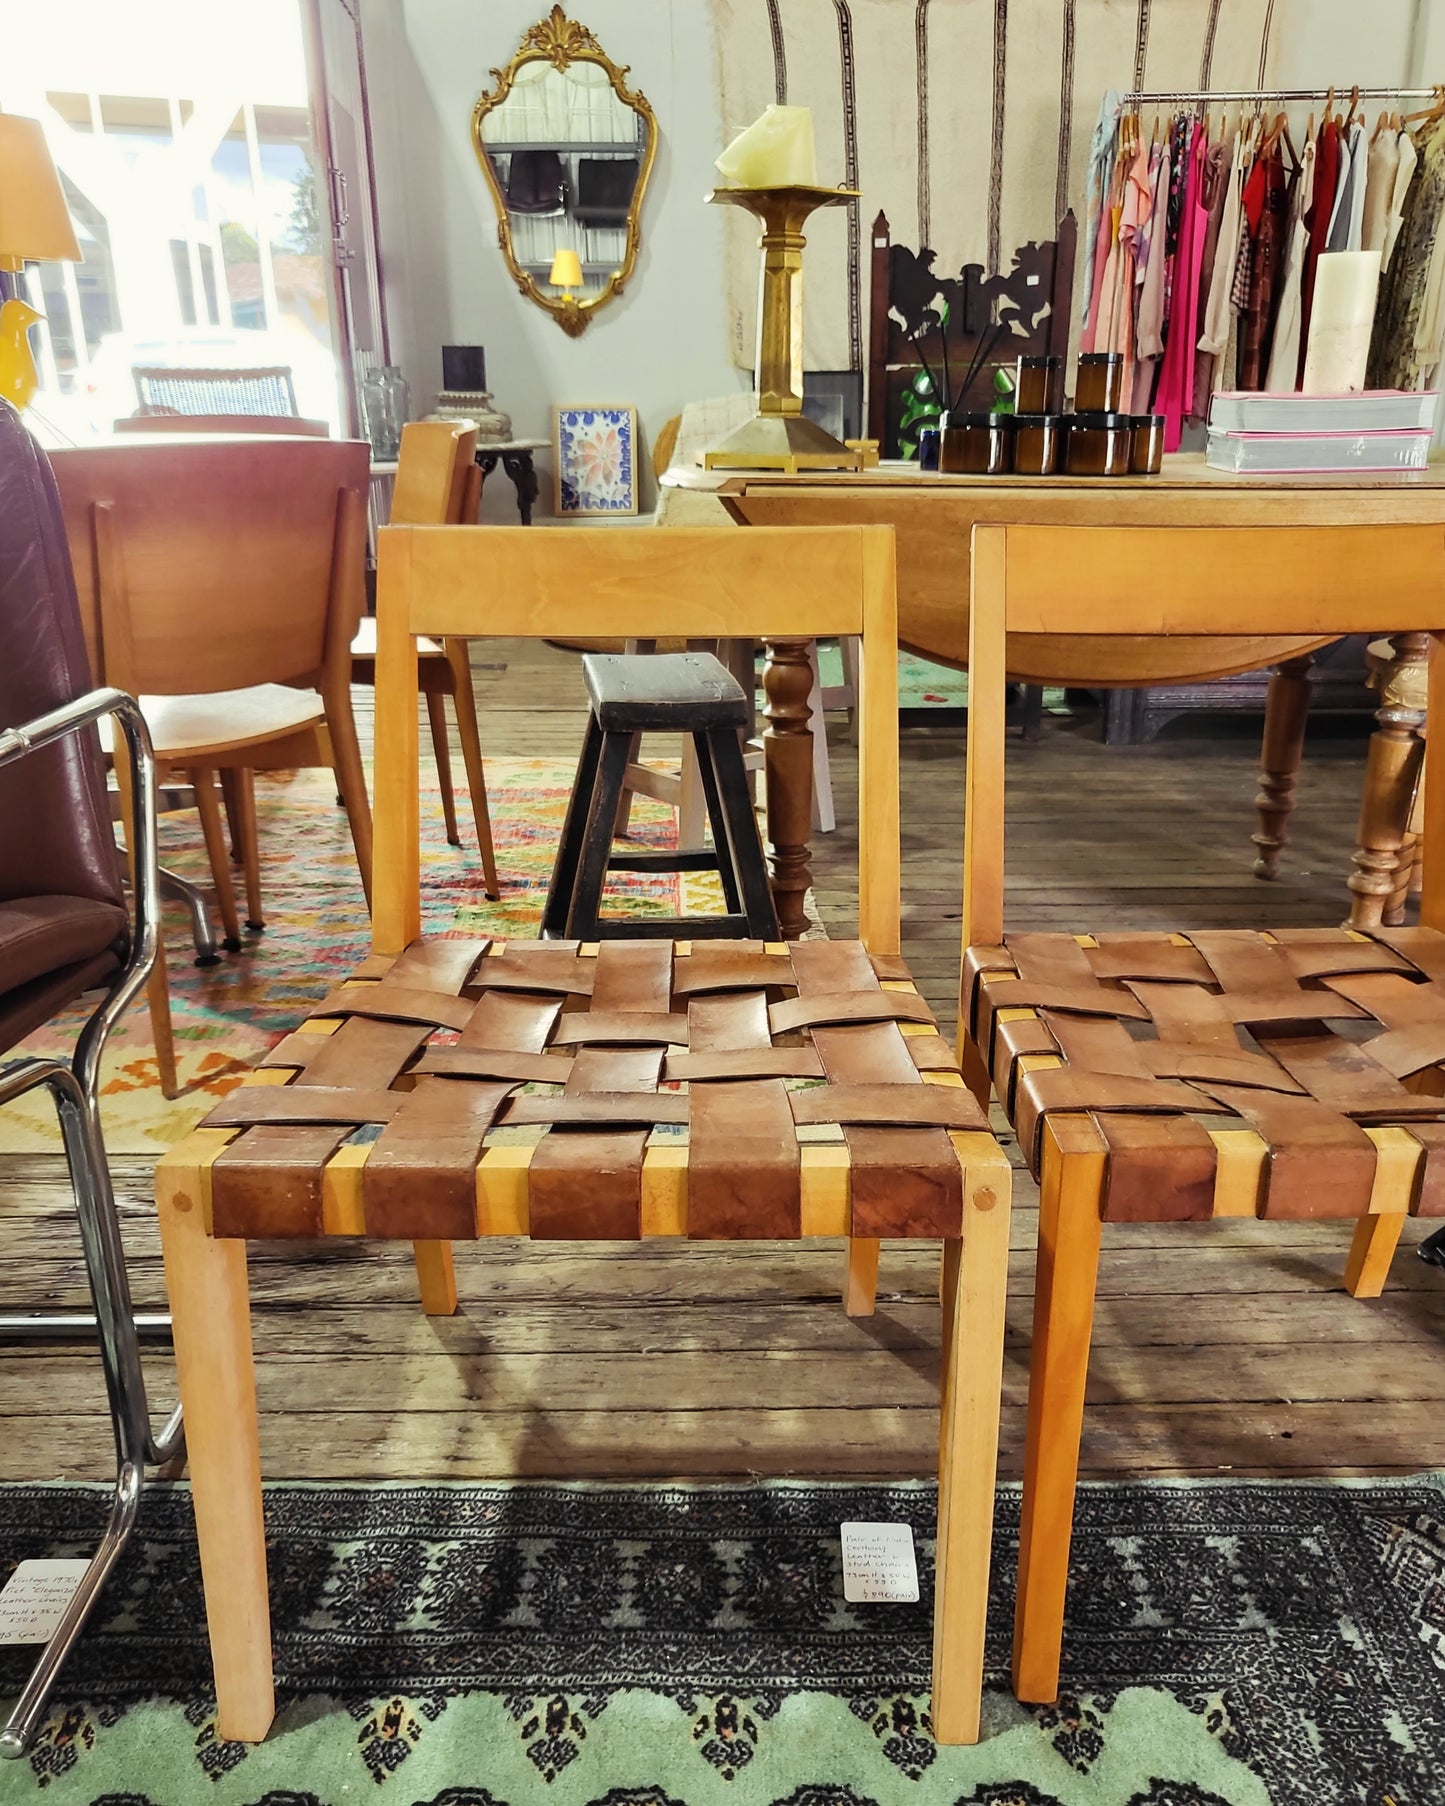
[583,652,750,732]
[198,936,988,1243]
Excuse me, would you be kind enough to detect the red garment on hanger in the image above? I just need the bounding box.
[1298,119,1341,385]
[1155,122,1208,451]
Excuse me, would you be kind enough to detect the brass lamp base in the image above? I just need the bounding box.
[703,412,864,474]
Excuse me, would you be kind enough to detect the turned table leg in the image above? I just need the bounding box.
[1252,654,1315,879]
[762,637,815,939]
[1348,632,1429,929]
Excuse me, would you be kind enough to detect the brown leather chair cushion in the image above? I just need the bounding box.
[0,950,124,1052]
[0,896,130,998]
[0,407,125,912]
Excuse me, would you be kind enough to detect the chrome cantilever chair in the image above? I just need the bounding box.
[0,407,181,1756]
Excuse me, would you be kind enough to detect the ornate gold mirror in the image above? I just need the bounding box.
[472,8,657,337]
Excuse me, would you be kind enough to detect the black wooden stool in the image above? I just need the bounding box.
[542,652,780,941]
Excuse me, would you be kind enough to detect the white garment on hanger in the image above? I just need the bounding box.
[1362,130,1399,253]
[1327,121,1364,251]
[1265,138,1317,392]
[1383,130,1418,273]
[1345,123,1368,249]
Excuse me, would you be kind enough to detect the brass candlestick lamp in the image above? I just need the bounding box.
[704,184,863,473]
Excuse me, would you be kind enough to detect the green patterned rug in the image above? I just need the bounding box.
[2,1475,1442,1803]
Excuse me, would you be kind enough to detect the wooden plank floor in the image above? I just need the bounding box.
[4,640,1441,1486]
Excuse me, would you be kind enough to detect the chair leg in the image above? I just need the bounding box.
[322,684,374,912]
[156,1146,273,1743]
[843,1238,880,1317]
[1344,1212,1408,1298]
[1251,654,1314,880]
[427,691,461,847]
[933,1140,1012,1745]
[446,641,501,899]
[219,769,244,866]
[413,1239,459,1316]
[190,768,242,951]
[225,769,265,933]
[146,945,180,1100]
[1013,1115,1107,1707]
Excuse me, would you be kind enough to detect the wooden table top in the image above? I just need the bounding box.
[662,453,1445,680]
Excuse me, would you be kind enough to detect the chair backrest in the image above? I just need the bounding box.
[371,524,899,955]
[115,413,329,437]
[51,437,370,697]
[963,520,1445,955]
[132,365,298,417]
[0,407,123,909]
[390,419,480,527]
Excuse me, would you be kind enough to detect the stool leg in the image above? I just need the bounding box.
[692,731,743,916]
[543,714,604,939]
[568,731,633,941]
[613,732,642,840]
[706,727,780,939]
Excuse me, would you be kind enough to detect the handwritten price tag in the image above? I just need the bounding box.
[0,1560,89,1644]
[840,1522,919,1604]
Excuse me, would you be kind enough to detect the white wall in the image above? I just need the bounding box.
[362,0,1442,518]
[361,0,745,519]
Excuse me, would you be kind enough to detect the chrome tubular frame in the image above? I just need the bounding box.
[0,688,184,1756]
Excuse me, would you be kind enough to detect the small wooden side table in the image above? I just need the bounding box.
[475,438,547,524]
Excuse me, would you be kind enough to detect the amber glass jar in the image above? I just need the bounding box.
[1129,413,1165,474]
[940,411,1012,475]
[1062,411,1131,476]
[1010,413,1061,476]
[1015,355,1061,414]
[1075,352,1124,413]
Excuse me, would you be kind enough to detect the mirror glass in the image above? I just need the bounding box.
[473,11,655,336]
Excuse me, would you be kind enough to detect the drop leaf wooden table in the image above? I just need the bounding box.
[662,455,1445,931]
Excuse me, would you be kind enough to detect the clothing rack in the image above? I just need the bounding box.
[1119,86,1438,107]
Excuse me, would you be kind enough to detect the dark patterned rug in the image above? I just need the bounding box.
[0,1476,1442,1804]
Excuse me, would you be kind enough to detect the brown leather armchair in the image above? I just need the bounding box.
[0,405,181,1757]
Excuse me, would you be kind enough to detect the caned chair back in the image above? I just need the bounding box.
[114,414,330,437]
[371,523,899,955]
[133,365,298,417]
[963,521,1445,956]
[51,438,370,699]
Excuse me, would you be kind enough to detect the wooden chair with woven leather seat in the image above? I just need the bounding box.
[152,522,1013,1747]
[52,437,374,1096]
[952,518,1445,1710]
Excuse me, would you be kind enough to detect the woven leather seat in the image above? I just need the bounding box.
[965,924,1445,1223]
[201,935,981,1242]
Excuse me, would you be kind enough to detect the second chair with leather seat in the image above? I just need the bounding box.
[953,518,1445,1709]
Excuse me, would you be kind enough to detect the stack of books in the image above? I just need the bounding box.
[1206,390,1437,474]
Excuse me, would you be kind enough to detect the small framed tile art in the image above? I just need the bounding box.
[553,404,639,517]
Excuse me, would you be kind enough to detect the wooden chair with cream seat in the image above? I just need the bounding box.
[152,521,1013,1749]
[115,413,499,888]
[952,519,1445,1711]
[52,437,374,1097]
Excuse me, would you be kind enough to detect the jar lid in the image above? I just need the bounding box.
[1130,412,1165,427]
[1077,351,1123,367]
[1011,412,1061,427]
[1069,410,1130,427]
[942,410,1012,428]
[1017,354,1060,368]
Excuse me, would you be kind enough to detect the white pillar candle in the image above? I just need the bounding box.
[1302,251,1383,394]
[716,105,819,188]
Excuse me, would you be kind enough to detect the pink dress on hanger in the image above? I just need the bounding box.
[1154,122,1209,452]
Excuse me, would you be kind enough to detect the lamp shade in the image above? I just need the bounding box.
[0,114,81,269]
[549,248,583,289]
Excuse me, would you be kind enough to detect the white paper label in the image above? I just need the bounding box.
[840,1522,919,1603]
[0,1560,89,1644]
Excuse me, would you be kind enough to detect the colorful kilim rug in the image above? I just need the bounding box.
[0,762,718,1156]
[1,1474,1442,1803]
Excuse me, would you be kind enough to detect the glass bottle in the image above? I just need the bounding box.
[361,365,409,459]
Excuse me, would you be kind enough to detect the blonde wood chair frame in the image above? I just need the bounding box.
[958,519,1445,1709]
[155,523,1012,1748]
